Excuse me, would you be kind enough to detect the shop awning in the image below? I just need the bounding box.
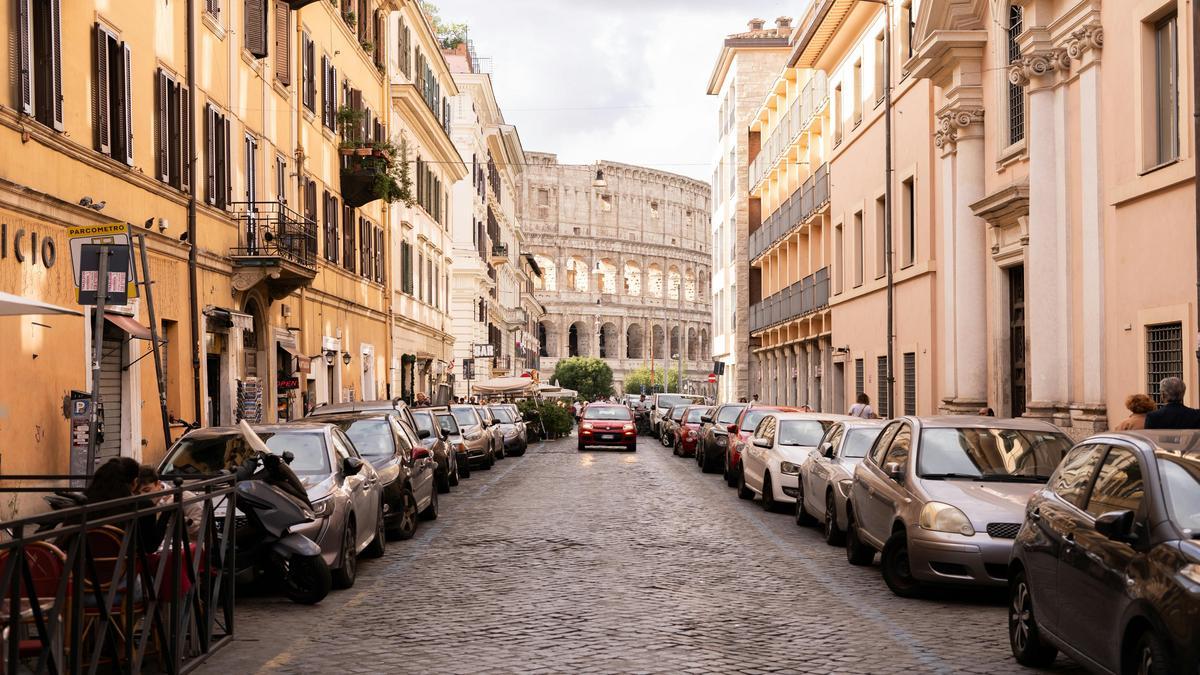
[0,291,82,317]
[104,312,152,340]
[470,376,539,396]
[279,340,312,370]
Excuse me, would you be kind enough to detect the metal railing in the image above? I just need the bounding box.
[491,242,509,259]
[748,265,830,333]
[749,72,828,191]
[0,474,237,674]
[748,162,830,263]
[229,201,319,269]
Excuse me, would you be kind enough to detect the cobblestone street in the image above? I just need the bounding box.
[196,434,1085,674]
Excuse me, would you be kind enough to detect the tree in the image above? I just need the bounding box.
[419,1,469,50]
[623,366,682,395]
[552,357,614,401]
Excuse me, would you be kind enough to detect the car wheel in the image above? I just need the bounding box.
[723,453,733,485]
[420,486,439,521]
[449,460,460,486]
[881,531,923,598]
[737,467,754,500]
[331,520,357,590]
[761,473,780,512]
[436,467,452,494]
[672,437,679,456]
[484,451,495,469]
[1008,570,1058,667]
[823,491,844,545]
[458,459,471,480]
[363,502,386,558]
[388,489,418,541]
[845,509,875,566]
[1127,628,1173,675]
[794,479,815,525]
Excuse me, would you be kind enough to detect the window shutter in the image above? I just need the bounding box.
[16,0,32,116]
[301,34,313,109]
[373,10,384,67]
[221,116,232,207]
[320,55,329,125]
[204,104,215,204]
[94,24,110,154]
[274,2,290,85]
[245,0,268,59]
[156,69,170,181]
[179,85,191,191]
[375,227,384,284]
[48,0,63,129]
[122,42,133,165]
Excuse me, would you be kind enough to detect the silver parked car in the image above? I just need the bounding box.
[488,405,528,456]
[474,405,507,459]
[796,419,885,544]
[442,405,496,469]
[844,416,1072,597]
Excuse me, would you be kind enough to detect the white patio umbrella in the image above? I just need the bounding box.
[0,291,82,317]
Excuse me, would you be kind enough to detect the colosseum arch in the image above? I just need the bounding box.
[647,264,664,298]
[687,327,698,360]
[565,257,588,292]
[651,325,666,359]
[699,328,709,359]
[597,259,618,295]
[534,255,557,291]
[667,266,682,300]
[598,321,619,358]
[623,260,642,296]
[538,321,558,357]
[568,320,591,357]
[626,323,643,359]
[669,326,681,358]
[684,269,697,301]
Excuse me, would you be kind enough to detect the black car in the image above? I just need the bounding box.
[1009,430,1200,674]
[696,403,746,473]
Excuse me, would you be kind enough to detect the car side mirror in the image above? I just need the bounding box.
[282,450,295,465]
[412,446,431,460]
[440,430,450,441]
[820,442,834,458]
[1094,510,1137,543]
[343,456,364,475]
[701,415,713,424]
[883,462,904,481]
[417,428,431,439]
[752,437,771,449]
[727,424,738,434]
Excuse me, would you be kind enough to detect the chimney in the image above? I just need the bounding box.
[775,16,792,30]
[748,18,766,31]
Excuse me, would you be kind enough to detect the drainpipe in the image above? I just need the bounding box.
[186,0,202,424]
[879,0,896,416]
[1193,0,1200,401]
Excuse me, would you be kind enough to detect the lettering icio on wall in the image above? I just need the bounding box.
[0,222,58,269]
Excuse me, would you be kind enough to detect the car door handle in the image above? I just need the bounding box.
[1029,508,1041,521]
[1063,532,1075,548]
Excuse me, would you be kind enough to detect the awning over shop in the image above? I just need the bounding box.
[540,386,578,399]
[279,340,312,370]
[104,312,152,340]
[203,306,254,331]
[0,291,82,317]
[470,376,539,396]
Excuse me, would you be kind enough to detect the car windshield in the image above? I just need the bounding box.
[162,430,331,476]
[411,411,436,437]
[843,428,884,459]
[716,405,745,424]
[583,406,632,421]
[489,407,516,423]
[436,414,460,436]
[1158,455,1200,534]
[778,420,831,447]
[740,410,769,432]
[451,407,479,427]
[685,408,707,424]
[338,419,394,460]
[918,427,1071,481]
[657,395,701,409]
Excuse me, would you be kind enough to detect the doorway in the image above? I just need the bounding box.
[1008,265,1026,417]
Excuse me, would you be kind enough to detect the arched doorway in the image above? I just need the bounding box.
[626,323,643,359]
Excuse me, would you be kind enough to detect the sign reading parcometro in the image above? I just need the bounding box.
[67,223,137,299]
[0,222,58,269]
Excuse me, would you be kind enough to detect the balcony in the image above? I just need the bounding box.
[749,162,830,263]
[340,147,404,208]
[749,72,828,192]
[749,266,830,334]
[228,201,318,298]
[490,242,510,266]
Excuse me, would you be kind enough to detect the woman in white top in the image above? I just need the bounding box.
[848,393,876,419]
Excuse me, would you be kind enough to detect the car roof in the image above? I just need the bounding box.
[310,399,408,415]
[300,412,392,425]
[772,412,859,423]
[1082,429,1200,458]
[183,423,330,439]
[907,415,1064,432]
[743,405,800,413]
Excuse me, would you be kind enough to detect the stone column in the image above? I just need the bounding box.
[805,342,818,409]
[783,345,795,407]
[795,343,808,408]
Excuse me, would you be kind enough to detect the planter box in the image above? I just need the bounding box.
[340,154,389,207]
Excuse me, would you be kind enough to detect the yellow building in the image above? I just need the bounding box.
[0,0,439,489]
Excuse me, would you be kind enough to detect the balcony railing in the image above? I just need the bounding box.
[748,162,830,263]
[490,242,509,265]
[229,201,318,270]
[749,72,828,191]
[749,266,830,333]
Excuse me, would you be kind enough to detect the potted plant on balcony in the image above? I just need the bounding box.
[343,10,356,27]
[339,130,414,208]
[360,41,373,54]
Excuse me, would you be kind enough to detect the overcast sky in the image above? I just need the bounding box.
[433,0,795,183]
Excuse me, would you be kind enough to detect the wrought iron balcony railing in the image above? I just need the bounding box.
[229,201,319,270]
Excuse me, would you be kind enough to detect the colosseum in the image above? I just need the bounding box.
[519,153,713,395]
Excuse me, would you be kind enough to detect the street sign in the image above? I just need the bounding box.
[67,223,138,299]
[707,373,717,383]
[463,358,475,381]
[472,343,495,359]
[77,244,130,305]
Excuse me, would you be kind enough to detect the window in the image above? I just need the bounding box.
[870,422,899,465]
[855,358,865,397]
[900,1,914,60]
[303,177,316,231]
[93,24,133,165]
[273,1,290,85]
[901,177,915,266]
[155,69,190,191]
[1085,447,1144,518]
[882,425,910,469]
[301,33,315,111]
[853,210,864,287]
[834,223,844,294]
[342,203,355,272]
[374,227,385,284]
[205,0,221,17]
[275,155,286,204]
[203,104,232,208]
[834,84,844,143]
[600,194,613,212]
[852,60,863,124]
[397,20,411,78]
[1146,321,1183,402]
[323,190,338,262]
[1007,4,1025,145]
[244,134,258,203]
[873,32,885,103]
[874,196,886,279]
[1048,444,1104,508]
[877,355,890,418]
[321,55,337,129]
[360,217,372,279]
[400,241,412,294]
[244,0,268,59]
[1153,12,1179,165]
[903,352,916,415]
[17,0,63,131]
[373,10,385,68]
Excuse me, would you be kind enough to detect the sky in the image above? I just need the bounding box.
[432,0,795,183]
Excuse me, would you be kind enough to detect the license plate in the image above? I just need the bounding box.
[600,434,615,441]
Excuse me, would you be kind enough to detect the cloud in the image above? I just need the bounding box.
[431,0,794,181]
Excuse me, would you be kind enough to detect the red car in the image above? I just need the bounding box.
[577,404,637,452]
[673,405,714,458]
[725,405,800,487]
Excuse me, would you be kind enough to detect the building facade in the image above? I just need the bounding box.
[520,154,713,395]
[707,18,793,404]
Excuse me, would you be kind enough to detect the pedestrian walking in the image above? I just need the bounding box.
[848,393,876,419]
[1144,377,1200,429]
[751,394,759,403]
[572,400,583,426]
[1115,393,1156,430]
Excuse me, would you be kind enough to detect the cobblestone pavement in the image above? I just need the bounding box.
[196,433,1086,674]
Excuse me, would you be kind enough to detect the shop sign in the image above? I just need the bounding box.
[277,377,300,391]
[0,222,58,270]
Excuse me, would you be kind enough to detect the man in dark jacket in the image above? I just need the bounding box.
[1145,377,1200,429]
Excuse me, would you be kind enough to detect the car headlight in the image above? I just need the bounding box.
[715,435,727,445]
[686,430,698,440]
[311,498,333,518]
[836,478,853,499]
[622,423,635,431]
[919,502,975,536]
[581,422,594,430]
[1178,563,1200,588]
[780,461,801,475]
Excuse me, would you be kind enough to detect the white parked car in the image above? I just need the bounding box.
[796,419,886,544]
[738,412,855,512]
